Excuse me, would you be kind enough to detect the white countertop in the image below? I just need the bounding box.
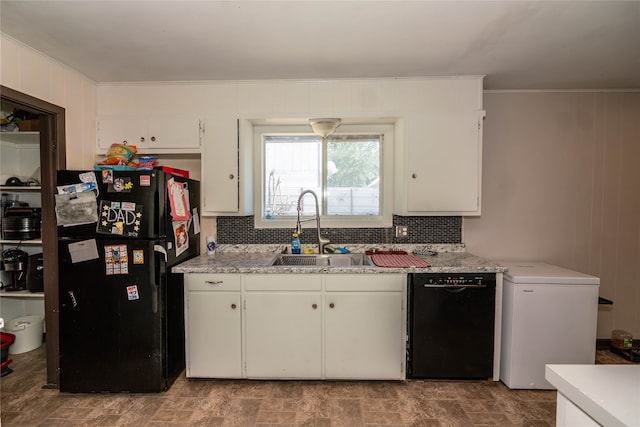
[546,364,640,427]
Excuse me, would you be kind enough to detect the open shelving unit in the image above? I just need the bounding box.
[1,130,45,311]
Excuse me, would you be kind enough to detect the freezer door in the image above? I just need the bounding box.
[56,170,201,264]
[56,170,164,239]
[58,238,170,392]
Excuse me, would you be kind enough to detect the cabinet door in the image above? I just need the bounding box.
[325,292,404,379]
[202,117,240,213]
[97,118,147,150]
[405,111,481,214]
[97,116,201,152]
[185,290,242,378]
[245,292,322,378]
[146,117,201,150]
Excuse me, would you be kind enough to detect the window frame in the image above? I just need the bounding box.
[253,122,394,229]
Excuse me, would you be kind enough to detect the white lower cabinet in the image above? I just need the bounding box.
[325,274,405,379]
[245,291,323,378]
[244,274,323,378]
[184,274,242,378]
[184,272,406,380]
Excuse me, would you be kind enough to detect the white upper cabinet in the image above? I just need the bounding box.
[97,115,202,154]
[201,117,253,215]
[96,77,484,216]
[403,111,482,214]
[394,77,484,216]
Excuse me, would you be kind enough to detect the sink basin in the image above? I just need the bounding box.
[272,253,374,267]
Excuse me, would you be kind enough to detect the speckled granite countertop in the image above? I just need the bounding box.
[172,244,507,274]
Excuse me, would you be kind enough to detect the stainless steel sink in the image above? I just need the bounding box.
[272,253,374,267]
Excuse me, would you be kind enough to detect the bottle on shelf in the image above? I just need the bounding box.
[291,233,301,254]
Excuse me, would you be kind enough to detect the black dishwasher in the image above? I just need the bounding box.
[407,273,496,379]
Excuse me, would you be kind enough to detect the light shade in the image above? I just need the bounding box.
[309,118,341,138]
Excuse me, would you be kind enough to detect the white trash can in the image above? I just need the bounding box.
[4,315,44,354]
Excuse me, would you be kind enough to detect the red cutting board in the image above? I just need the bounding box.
[370,254,430,268]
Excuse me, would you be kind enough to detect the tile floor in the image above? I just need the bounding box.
[0,344,630,426]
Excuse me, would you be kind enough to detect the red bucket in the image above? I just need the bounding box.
[1,332,16,376]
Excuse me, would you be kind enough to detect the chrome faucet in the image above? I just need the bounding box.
[295,189,330,254]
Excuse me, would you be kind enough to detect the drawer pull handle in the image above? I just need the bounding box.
[231,303,237,309]
[205,280,223,285]
[329,303,335,308]
[312,303,318,309]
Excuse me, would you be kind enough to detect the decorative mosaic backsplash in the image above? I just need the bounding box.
[217,215,462,245]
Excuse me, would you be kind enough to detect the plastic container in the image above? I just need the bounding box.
[612,329,633,349]
[3,315,44,354]
[291,233,301,254]
[206,235,216,255]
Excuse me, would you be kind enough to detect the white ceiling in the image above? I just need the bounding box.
[1,1,639,90]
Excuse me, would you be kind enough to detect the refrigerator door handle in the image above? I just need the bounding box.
[154,245,167,262]
[150,281,158,314]
[151,245,167,314]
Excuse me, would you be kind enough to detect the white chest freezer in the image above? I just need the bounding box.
[499,262,600,390]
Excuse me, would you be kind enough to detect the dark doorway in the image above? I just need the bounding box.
[1,85,66,387]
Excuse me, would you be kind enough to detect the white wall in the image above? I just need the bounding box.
[465,91,640,339]
[1,34,97,169]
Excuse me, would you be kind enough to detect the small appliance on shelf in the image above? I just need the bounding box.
[1,207,41,240]
[1,248,29,291]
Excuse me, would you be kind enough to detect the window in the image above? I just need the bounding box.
[253,122,394,228]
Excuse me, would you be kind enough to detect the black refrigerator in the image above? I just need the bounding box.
[56,169,200,392]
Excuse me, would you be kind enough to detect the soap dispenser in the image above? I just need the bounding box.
[291,233,301,254]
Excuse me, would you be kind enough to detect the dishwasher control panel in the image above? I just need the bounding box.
[413,273,495,287]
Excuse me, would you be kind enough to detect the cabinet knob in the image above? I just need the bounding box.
[150,136,156,142]
[231,303,237,309]
[312,303,317,309]
[329,303,335,308]
[229,174,235,180]
[412,173,417,179]
[140,137,145,143]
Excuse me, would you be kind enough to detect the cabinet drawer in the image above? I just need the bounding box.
[245,274,322,291]
[186,274,241,291]
[325,274,405,292]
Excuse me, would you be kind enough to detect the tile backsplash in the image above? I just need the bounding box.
[217,215,461,245]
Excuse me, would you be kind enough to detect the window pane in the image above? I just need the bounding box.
[327,136,380,216]
[262,133,381,219]
[264,135,321,218]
